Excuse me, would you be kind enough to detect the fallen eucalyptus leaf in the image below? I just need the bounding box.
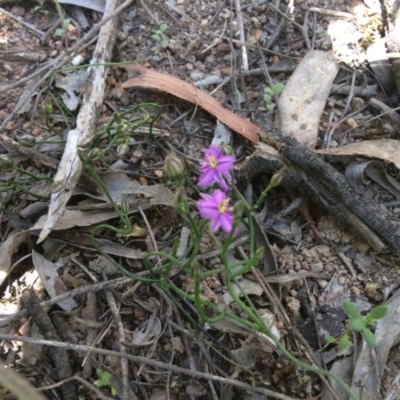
[32,250,77,312]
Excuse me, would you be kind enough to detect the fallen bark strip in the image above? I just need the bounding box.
[37,0,121,243]
[236,115,400,254]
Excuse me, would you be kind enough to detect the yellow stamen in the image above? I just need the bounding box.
[218,199,229,213]
[207,155,218,168]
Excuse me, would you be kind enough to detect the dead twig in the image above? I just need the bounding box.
[20,289,77,400]
[0,335,306,400]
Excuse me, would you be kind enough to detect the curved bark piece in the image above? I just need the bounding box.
[121,64,260,144]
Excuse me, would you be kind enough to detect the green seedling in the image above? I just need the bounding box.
[94,369,111,388]
[325,300,388,350]
[94,369,117,396]
[263,82,284,111]
[151,23,169,47]
[54,18,71,37]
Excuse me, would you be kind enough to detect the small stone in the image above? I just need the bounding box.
[324,263,334,273]
[311,262,324,273]
[351,286,361,296]
[300,261,309,270]
[317,280,328,289]
[49,50,58,58]
[139,176,148,185]
[338,276,347,285]
[32,128,41,136]
[11,6,25,16]
[22,122,31,130]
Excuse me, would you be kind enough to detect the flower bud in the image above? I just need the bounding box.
[117,122,131,138]
[88,148,105,162]
[221,144,233,155]
[164,152,185,180]
[269,167,286,188]
[0,155,14,171]
[43,102,53,117]
[117,143,129,156]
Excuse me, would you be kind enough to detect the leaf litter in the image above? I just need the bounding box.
[1,0,400,399]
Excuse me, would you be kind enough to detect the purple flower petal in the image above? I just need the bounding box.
[220,212,233,233]
[197,146,235,191]
[198,169,216,187]
[197,189,233,234]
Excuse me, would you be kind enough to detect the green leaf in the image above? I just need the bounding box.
[338,334,352,350]
[362,328,377,346]
[367,306,388,321]
[325,335,336,343]
[161,39,169,47]
[151,34,161,41]
[54,28,64,36]
[272,82,284,93]
[101,372,111,384]
[159,23,168,32]
[263,94,271,103]
[349,317,366,332]
[343,301,360,319]
[94,379,105,388]
[266,103,276,111]
[264,87,274,95]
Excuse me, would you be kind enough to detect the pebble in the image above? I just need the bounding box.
[324,263,334,272]
[32,128,41,136]
[351,286,361,296]
[300,261,309,270]
[11,6,24,16]
[22,122,31,130]
[317,280,328,289]
[49,50,58,58]
[311,262,324,273]
[338,276,347,285]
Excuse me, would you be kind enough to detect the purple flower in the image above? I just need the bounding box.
[198,146,234,191]
[197,189,233,233]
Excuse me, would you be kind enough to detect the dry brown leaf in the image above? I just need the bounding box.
[315,139,400,170]
[278,50,339,149]
[121,64,259,144]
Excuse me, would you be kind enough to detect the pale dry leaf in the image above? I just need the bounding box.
[0,230,31,286]
[74,171,175,205]
[316,139,400,170]
[131,314,161,346]
[346,160,400,200]
[31,250,77,312]
[278,50,339,149]
[31,206,152,231]
[58,0,105,12]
